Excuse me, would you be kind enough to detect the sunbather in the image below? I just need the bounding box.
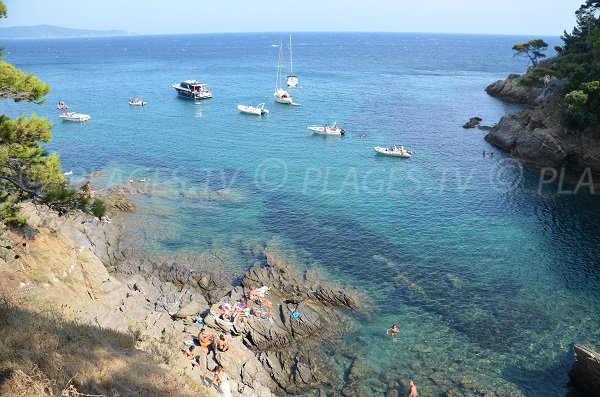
[198,328,215,348]
[216,334,230,352]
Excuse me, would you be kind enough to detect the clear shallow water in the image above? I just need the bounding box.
[2,33,599,396]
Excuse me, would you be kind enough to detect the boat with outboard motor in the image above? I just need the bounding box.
[238,103,269,115]
[307,122,345,136]
[374,145,412,158]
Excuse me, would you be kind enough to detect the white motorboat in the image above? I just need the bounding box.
[274,43,294,104]
[307,123,345,136]
[59,112,91,122]
[129,97,146,106]
[173,80,212,100]
[374,145,413,158]
[286,34,298,87]
[238,103,269,115]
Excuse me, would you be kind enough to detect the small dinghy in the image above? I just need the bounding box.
[128,97,146,106]
[59,112,91,122]
[307,122,345,136]
[238,103,269,115]
[374,145,412,158]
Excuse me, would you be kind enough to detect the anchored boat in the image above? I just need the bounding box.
[238,103,269,116]
[172,80,212,100]
[59,112,91,122]
[273,43,294,104]
[128,97,146,106]
[374,145,412,158]
[307,123,345,136]
[286,34,298,87]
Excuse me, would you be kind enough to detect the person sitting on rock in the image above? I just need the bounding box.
[215,334,230,352]
[182,345,199,368]
[198,328,215,348]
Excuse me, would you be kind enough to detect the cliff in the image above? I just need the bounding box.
[484,74,600,174]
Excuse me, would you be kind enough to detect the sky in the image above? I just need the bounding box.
[1,0,581,36]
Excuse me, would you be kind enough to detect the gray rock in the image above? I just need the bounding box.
[570,344,600,397]
[463,117,482,129]
[174,299,208,319]
[485,74,542,105]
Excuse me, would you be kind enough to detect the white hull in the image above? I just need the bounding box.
[287,75,298,87]
[238,104,269,115]
[129,101,146,106]
[60,112,91,122]
[374,146,412,158]
[307,126,345,136]
[274,92,293,104]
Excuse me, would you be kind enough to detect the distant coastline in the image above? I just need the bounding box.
[0,24,132,39]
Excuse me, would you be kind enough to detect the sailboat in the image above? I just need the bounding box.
[274,42,294,104]
[286,34,298,87]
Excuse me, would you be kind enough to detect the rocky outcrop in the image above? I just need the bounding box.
[484,73,600,174]
[463,117,482,129]
[201,247,360,394]
[485,109,568,167]
[570,344,600,397]
[485,74,543,105]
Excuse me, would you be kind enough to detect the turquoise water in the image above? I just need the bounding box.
[3,33,599,396]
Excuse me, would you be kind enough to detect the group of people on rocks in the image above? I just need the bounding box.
[183,287,420,397]
[213,285,274,326]
[181,328,232,396]
[180,285,276,396]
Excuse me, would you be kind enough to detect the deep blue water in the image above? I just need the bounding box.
[2,33,599,396]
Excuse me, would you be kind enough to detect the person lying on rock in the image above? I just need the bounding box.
[198,328,216,348]
[248,286,270,301]
[215,334,230,352]
[233,299,248,313]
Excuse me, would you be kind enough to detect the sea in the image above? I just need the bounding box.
[2,32,599,396]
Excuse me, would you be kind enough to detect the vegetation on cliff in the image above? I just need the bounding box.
[0,1,88,226]
[518,0,600,132]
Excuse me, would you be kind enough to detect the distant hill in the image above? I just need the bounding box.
[0,24,132,39]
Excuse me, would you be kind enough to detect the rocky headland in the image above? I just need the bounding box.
[483,73,600,174]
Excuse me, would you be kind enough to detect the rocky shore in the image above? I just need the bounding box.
[0,190,363,397]
[483,73,600,174]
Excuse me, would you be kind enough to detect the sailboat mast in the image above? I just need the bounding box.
[289,34,293,75]
[275,43,281,91]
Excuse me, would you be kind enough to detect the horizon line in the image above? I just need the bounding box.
[0,29,563,39]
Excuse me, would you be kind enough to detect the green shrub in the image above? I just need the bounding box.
[91,199,106,219]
